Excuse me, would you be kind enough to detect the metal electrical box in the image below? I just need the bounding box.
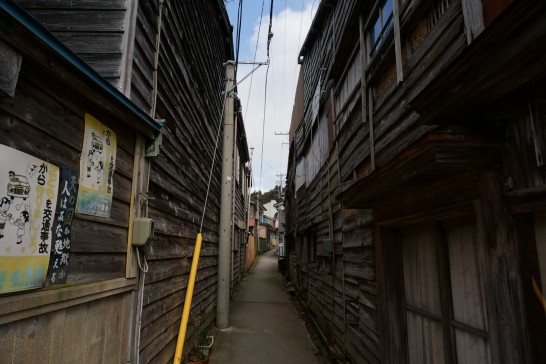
[132,217,155,246]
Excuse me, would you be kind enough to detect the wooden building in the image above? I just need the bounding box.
[1,1,250,363]
[285,0,546,363]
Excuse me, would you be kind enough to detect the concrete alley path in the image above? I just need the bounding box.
[210,249,321,364]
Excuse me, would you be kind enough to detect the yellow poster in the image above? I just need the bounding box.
[76,113,117,218]
[0,145,59,294]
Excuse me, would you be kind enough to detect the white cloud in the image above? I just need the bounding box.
[236,1,316,193]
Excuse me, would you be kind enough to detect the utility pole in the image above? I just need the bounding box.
[247,147,254,232]
[217,61,235,329]
[276,173,285,200]
[256,189,260,256]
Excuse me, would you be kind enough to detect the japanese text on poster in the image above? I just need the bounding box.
[0,144,59,294]
[49,170,78,285]
[76,113,117,218]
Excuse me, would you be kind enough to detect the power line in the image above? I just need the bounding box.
[282,0,287,135]
[266,0,274,58]
[234,0,243,76]
[243,0,266,121]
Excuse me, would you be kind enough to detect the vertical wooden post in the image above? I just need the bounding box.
[393,0,404,83]
[120,0,140,96]
[126,135,148,278]
[359,15,376,172]
[126,135,149,364]
[476,171,525,363]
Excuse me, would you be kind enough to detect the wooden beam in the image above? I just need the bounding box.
[393,0,404,82]
[120,0,139,96]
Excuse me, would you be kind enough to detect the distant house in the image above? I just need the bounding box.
[263,200,278,221]
[285,0,546,363]
[0,1,250,363]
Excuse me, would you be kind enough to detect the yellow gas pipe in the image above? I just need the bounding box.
[173,233,203,364]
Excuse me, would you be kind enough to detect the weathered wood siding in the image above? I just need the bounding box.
[17,0,128,89]
[0,280,133,364]
[0,48,138,286]
[0,3,161,360]
[3,1,246,363]
[286,0,475,362]
[231,116,250,289]
[134,1,234,363]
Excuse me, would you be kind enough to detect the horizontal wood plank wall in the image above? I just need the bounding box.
[0,64,136,285]
[17,0,128,88]
[134,1,232,362]
[0,289,132,364]
[286,1,471,363]
[0,25,139,362]
[232,180,246,289]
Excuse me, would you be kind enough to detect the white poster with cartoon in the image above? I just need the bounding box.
[0,145,59,294]
[76,113,117,218]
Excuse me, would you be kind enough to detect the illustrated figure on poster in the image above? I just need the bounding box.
[7,170,30,200]
[86,133,105,185]
[11,209,29,245]
[0,197,12,238]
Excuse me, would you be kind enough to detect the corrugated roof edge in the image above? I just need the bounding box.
[0,0,163,137]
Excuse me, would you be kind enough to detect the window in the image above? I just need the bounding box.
[305,114,328,186]
[295,156,305,191]
[401,220,491,363]
[370,0,394,56]
[235,149,241,185]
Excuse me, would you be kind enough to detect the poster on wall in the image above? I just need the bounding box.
[0,144,59,294]
[49,169,78,285]
[76,113,117,218]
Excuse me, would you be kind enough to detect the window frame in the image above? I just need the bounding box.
[369,0,395,57]
[382,217,492,363]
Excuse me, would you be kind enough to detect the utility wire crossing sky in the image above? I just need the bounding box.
[225,0,318,193]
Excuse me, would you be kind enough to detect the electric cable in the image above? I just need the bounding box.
[244,0,266,120]
[266,0,274,58]
[199,74,230,233]
[281,0,287,136]
[253,149,284,174]
[258,0,274,192]
[134,245,148,364]
[234,0,243,78]
[136,247,149,273]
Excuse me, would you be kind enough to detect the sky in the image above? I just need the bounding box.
[225,0,318,194]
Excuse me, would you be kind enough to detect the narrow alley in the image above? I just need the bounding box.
[211,249,322,364]
[1,1,546,363]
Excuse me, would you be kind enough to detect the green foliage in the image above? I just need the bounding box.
[251,185,281,205]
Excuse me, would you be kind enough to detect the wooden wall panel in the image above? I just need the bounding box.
[285,0,475,363]
[0,68,136,285]
[132,1,233,362]
[0,291,132,363]
[18,0,128,87]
